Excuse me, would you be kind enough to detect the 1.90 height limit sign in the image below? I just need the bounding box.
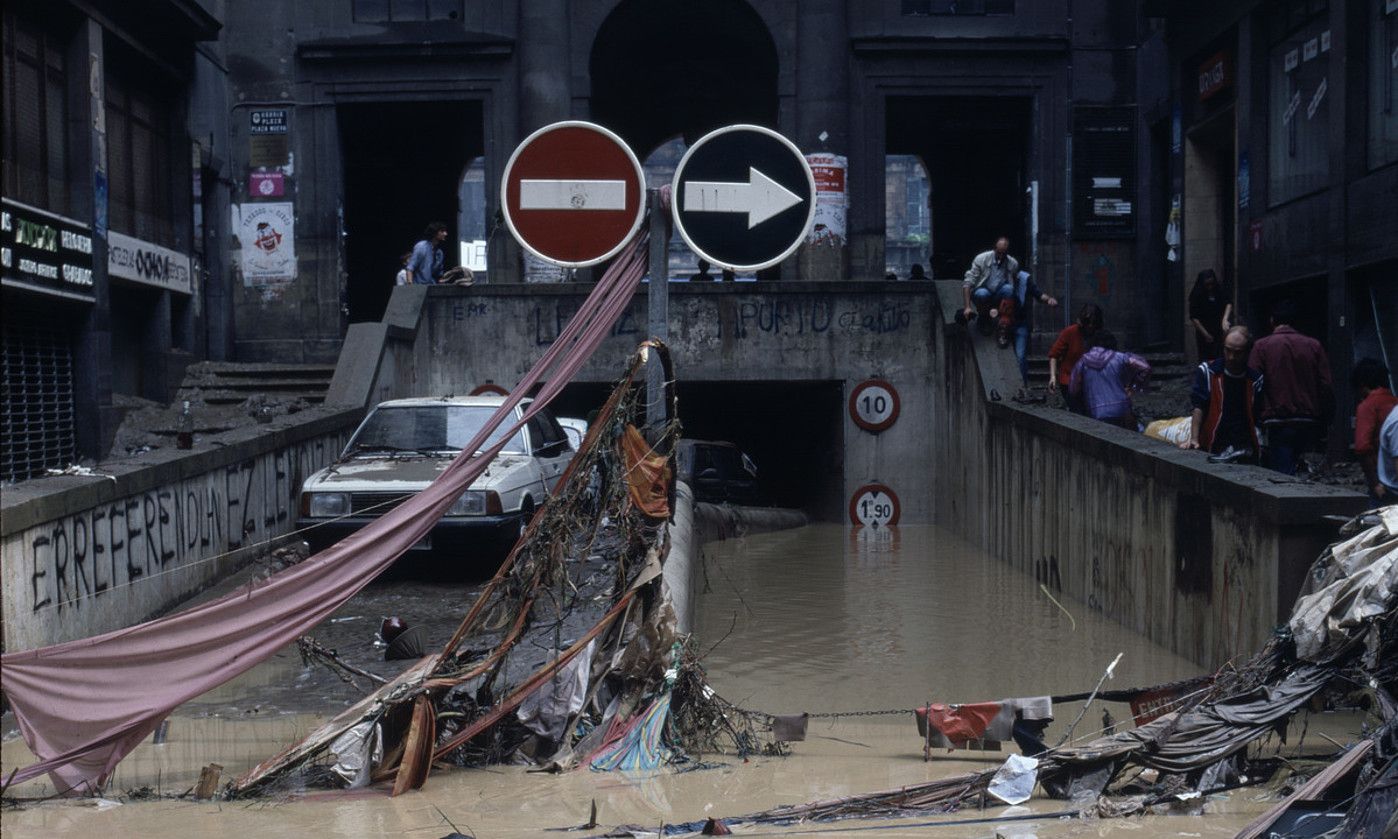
[849,484,900,528]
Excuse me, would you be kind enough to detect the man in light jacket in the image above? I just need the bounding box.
[961,236,1021,345]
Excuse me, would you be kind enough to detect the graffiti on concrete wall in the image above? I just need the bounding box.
[526,295,915,346]
[12,435,344,619]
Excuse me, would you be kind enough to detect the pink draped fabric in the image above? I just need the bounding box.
[0,234,650,793]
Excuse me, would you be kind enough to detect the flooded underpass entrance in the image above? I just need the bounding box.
[551,380,846,518]
[4,523,1360,837]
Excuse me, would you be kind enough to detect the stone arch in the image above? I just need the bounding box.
[588,0,779,158]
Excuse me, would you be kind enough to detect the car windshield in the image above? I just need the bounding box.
[346,405,527,456]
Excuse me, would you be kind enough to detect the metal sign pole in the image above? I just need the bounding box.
[646,188,669,428]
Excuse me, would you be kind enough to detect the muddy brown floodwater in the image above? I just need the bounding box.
[2,524,1365,837]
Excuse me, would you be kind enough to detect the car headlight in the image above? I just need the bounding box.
[447,490,488,516]
[306,492,350,518]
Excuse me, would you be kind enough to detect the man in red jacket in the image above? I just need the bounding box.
[1352,358,1397,500]
[1247,300,1334,475]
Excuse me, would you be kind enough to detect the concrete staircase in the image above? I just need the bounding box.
[174,361,336,408]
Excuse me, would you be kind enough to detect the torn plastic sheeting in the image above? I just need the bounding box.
[987,754,1040,805]
[622,424,672,519]
[517,639,596,741]
[328,720,383,788]
[1289,521,1398,661]
[771,713,809,743]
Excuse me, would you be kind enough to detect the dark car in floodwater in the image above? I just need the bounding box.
[676,439,760,505]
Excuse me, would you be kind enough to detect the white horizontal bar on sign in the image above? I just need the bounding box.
[519,179,627,211]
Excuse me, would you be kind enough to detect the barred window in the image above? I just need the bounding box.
[1267,4,1331,205]
[1,10,70,215]
[1369,0,1398,169]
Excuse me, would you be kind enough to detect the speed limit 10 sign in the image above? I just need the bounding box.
[849,484,901,528]
[849,379,900,432]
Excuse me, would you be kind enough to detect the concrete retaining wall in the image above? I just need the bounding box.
[0,408,359,652]
[929,282,1368,668]
[324,282,937,523]
[664,482,809,635]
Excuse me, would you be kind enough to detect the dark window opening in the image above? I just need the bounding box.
[339,100,482,323]
[886,96,1030,280]
[590,0,779,171]
[105,48,178,247]
[2,9,72,215]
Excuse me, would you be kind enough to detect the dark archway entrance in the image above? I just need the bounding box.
[590,0,778,158]
[887,96,1031,280]
[338,101,482,323]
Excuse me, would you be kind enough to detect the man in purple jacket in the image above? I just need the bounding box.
[1069,332,1152,430]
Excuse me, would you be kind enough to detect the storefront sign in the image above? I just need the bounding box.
[235,202,296,284]
[1197,51,1232,101]
[1,198,96,302]
[107,231,193,295]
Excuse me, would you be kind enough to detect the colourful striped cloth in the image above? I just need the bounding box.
[589,692,673,771]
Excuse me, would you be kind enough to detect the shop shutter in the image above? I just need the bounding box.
[1,301,77,483]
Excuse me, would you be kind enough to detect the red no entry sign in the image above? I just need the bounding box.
[501,121,646,268]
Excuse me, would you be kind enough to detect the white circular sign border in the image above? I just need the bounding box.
[669,123,817,274]
[848,483,902,528]
[500,120,647,270]
[848,379,901,433]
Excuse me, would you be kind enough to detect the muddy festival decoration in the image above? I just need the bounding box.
[233,342,783,796]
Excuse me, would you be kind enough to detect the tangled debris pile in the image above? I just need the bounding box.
[233,343,778,797]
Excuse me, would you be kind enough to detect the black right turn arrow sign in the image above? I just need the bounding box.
[671,124,815,273]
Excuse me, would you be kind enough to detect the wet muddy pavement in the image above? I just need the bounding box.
[2,525,1365,836]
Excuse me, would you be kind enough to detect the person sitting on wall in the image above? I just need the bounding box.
[1047,304,1103,412]
[1181,326,1264,463]
[1351,358,1398,500]
[408,221,448,285]
[1248,299,1334,475]
[959,236,1020,345]
[1068,331,1151,431]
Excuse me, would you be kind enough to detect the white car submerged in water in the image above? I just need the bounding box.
[297,396,575,563]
